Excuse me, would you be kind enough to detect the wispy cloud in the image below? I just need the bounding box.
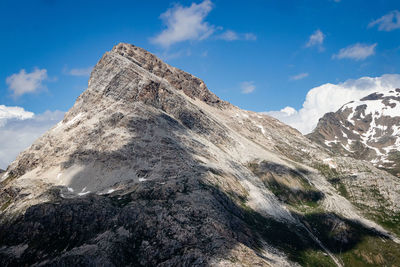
[151,0,215,47]
[6,68,48,98]
[241,81,255,94]
[306,30,325,50]
[244,33,257,41]
[290,73,309,81]
[65,66,92,76]
[217,30,257,41]
[368,10,400,32]
[217,30,239,41]
[332,43,377,61]
[151,0,256,47]
[159,49,192,61]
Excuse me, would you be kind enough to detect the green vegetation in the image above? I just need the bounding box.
[245,161,400,266]
[0,198,11,212]
[313,163,350,198]
[298,250,337,267]
[238,201,337,266]
[340,235,400,266]
[355,202,400,237]
[328,178,349,198]
[0,173,17,187]
[303,212,400,266]
[313,163,340,179]
[248,161,324,212]
[374,213,400,237]
[233,192,400,267]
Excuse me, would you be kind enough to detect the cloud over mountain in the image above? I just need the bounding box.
[264,74,400,134]
[0,109,64,169]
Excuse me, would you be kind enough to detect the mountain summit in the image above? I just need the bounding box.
[308,89,400,176]
[1,43,400,266]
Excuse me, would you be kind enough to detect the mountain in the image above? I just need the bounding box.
[308,90,400,177]
[1,43,400,266]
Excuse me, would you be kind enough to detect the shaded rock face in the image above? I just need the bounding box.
[0,183,258,266]
[1,43,400,266]
[308,90,400,176]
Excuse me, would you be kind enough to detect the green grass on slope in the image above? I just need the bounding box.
[245,161,400,266]
[340,236,400,266]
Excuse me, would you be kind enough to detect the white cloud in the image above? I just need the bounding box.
[241,81,256,94]
[266,106,298,121]
[217,30,257,41]
[6,68,48,97]
[290,73,309,81]
[369,10,400,32]
[0,109,64,169]
[218,30,239,41]
[158,49,192,61]
[151,1,256,47]
[0,105,34,126]
[66,67,92,76]
[306,30,325,49]
[333,43,377,61]
[151,0,215,47]
[264,74,400,134]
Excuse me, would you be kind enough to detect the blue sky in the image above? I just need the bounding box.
[0,0,400,168]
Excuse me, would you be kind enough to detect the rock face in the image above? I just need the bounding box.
[1,43,400,266]
[308,90,400,177]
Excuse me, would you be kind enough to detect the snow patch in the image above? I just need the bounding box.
[257,124,266,135]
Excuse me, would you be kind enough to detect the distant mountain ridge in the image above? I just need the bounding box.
[308,89,400,176]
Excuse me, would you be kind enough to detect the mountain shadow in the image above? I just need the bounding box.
[248,160,324,206]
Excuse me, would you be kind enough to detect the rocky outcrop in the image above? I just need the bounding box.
[1,43,400,266]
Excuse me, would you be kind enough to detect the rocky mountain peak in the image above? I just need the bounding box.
[2,44,400,266]
[86,42,225,108]
[308,89,400,176]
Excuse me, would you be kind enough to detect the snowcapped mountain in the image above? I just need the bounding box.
[308,89,400,176]
[1,43,400,266]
